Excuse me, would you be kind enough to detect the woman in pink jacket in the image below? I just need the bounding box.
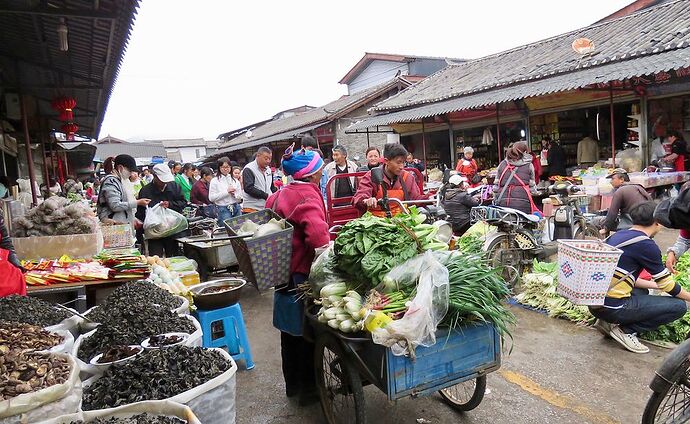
[266,144,330,406]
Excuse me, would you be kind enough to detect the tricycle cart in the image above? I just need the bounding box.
[305,306,502,424]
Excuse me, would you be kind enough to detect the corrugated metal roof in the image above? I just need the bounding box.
[220,77,411,150]
[347,48,690,131]
[155,138,207,148]
[0,1,140,139]
[374,0,690,112]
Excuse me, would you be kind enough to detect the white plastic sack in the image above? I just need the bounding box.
[371,251,450,358]
[83,349,237,424]
[308,244,347,295]
[173,296,191,315]
[45,308,83,340]
[144,204,188,240]
[39,330,74,355]
[0,353,81,423]
[72,315,202,377]
[35,400,201,424]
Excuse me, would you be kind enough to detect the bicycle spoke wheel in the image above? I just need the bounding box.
[439,376,486,412]
[644,368,690,424]
[315,334,366,424]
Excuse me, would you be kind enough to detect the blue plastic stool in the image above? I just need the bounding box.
[194,303,255,370]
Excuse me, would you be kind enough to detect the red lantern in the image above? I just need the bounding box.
[51,97,76,122]
[61,123,79,141]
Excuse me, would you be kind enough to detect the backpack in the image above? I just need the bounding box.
[655,184,690,229]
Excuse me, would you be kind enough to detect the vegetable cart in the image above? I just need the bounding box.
[305,305,502,424]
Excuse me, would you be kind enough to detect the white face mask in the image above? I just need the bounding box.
[118,166,131,180]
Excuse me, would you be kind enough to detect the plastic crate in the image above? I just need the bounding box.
[556,240,622,305]
[224,209,293,291]
[100,223,134,248]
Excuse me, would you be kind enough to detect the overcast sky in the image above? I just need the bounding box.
[99,0,633,141]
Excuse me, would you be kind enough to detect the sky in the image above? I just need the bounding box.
[99,0,634,142]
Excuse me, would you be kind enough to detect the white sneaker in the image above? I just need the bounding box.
[594,319,612,338]
[609,325,649,354]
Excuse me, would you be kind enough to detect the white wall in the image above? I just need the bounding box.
[175,146,206,163]
[348,60,409,94]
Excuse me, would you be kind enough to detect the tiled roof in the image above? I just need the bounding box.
[348,48,690,130]
[374,0,690,112]
[150,138,207,148]
[94,142,166,160]
[222,77,411,148]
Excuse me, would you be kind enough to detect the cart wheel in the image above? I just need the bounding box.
[314,333,367,424]
[439,375,486,412]
[184,249,209,282]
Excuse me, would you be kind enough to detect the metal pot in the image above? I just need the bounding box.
[191,278,247,310]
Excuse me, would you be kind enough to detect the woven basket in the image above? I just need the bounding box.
[556,240,623,305]
[100,223,134,248]
[224,209,294,291]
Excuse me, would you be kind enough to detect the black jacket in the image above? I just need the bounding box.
[547,144,567,177]
[135,182,187,223]
[0,216,21,269]
[442,188,480,233]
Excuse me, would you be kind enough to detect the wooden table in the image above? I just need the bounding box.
[27,278,140,311]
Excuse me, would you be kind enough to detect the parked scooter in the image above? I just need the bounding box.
[470,182,600,287]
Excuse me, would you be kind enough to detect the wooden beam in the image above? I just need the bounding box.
[0,5,116,20]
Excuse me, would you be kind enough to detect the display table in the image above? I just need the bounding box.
[26,278,139,311]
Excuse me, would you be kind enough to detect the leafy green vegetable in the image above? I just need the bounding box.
[333,209,447,287]
[641,253,690,344]
[456,233,483,255]
[515,260,595,325]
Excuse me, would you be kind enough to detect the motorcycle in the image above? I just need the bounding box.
[470,182,600,287]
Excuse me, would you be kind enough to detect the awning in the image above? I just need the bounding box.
[347,48,690,131]
[212,122,325,156]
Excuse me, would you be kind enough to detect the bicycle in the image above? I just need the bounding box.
[642,338,690,423]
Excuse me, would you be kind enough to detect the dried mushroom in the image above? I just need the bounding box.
[70,413,185,423]
[87,281,183,323]
[0,321,63,352]
[82,346,229,410]
[78,306,195,362]
[0,351,70,400]
[0,295,70,327]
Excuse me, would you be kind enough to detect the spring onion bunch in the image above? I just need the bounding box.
[442,254,515,339]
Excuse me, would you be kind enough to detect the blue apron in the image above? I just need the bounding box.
[273,273,307,336]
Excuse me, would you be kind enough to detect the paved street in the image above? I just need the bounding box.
[230,229,680,424]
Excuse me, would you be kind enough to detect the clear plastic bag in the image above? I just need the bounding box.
[371,251,450,358]
[308,245,347,295]
[144,204,188,240]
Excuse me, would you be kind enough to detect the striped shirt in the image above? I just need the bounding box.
[604,229,681,307]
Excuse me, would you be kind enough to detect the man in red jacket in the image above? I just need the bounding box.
[353,143,426,217]
[265,144,329,406]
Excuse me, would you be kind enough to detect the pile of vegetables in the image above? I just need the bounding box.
[12,196,98,237]
[334,209,447,286]
[641,254,690,344]
[456,233,484,255]
[442,254,515,336]
[514,260,595,325]
[315,283,363,333]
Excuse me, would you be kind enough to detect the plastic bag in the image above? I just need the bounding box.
[168,257,198,272]
[308,245,347,295]
[144,204,188,240]
[35,400,201,424]
[0,353,81,423]
[82,349,237,424]
[45,308,83,340]
[371,251,450,358]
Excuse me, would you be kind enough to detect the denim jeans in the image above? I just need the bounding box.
[591,289,687,334]
[216,203,241,228]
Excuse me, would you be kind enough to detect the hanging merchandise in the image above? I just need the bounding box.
[61,123,79,141]
[50,97,76,122]
[482,127,494,145]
